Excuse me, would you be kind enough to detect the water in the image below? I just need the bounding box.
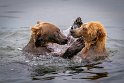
[0,0,124,83]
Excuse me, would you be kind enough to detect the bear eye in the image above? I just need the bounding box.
[83,27,87,31]
[37,34,41,38]
[56,30,60,33]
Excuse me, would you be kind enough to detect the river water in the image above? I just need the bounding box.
[0,0,124,83]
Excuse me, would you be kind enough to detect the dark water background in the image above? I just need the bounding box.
[0,0,124,83]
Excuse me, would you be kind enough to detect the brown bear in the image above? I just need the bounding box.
[23,21,68,55]
[70,21,108,59]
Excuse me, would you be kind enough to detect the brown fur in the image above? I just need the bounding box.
[23,21,68,55]
[70,21,107,59]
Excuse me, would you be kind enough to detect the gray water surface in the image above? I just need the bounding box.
[0,0,124,83]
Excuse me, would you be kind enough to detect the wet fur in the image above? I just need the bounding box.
[62,17,85,59]
[70,21,107,58]
[23,21,67,55]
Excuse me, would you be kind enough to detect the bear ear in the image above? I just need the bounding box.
[97,29,106,37]
[37,21,42,24]
[31,27,39,32]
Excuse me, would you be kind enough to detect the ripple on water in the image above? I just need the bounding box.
[20,50,111,81]
[0,27,123,82]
